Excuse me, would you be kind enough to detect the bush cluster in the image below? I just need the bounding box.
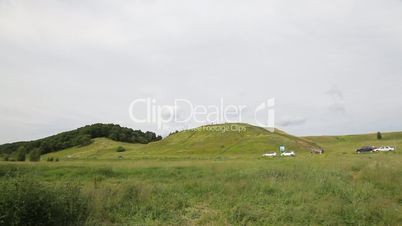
[116,146,126,152]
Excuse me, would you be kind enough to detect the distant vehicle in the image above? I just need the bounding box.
[374,146,395,152]
[311,148,324,154]
[356,146,375,154]
[281,151,295,157]
[262,152,277,157]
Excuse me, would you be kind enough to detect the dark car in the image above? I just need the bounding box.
[356,146,375,154]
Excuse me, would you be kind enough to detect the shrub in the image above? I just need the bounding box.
[15,147,26,162]
[29,149,41,162]
[377,132,382,140]
[116,146,126,152]
[55,158,59,162]
[0,177,88,226]
[47,157,54,162]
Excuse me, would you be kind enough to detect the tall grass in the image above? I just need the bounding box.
[0,176,88,226]
[0,156,401,225]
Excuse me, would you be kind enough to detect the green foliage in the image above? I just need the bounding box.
[0,177,88,226]
[0,123,162,157]
[116,146,126,152]
[29,148,41,162]
[75,134,92,147]
[15,147,26,162]
[377,131,382,140]
[0,154,9,161]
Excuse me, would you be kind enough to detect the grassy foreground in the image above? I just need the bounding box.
[1,128,402,225]
[1,154,402,225]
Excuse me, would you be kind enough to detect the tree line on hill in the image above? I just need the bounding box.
[0,123,162,161]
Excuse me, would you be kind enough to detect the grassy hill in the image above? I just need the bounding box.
[305,131,402,155]
[43,123,320,160]
[0,123,161,161]
[40,125,402,160]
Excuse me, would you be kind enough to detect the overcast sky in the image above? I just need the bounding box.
[1,0,402,143]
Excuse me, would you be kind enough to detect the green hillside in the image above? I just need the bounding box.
[305,131,402,155]
[43,123,320,160]
[32,125,402,161]
[151,123,319,155]
[0,123,161,161]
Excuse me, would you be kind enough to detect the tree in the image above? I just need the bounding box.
[29,148,42,162]
[75,134,92,147]
[39,142,52,154]
[15,146,26,161]
[377,131,382,140]
[3,154,9,161]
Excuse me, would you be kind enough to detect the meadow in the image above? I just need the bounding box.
[1,127,402,225]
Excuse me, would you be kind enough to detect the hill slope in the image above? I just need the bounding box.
[144,123,319,155]
[43,123,320,159]
[305,131,402,155]
[0,123,161,160]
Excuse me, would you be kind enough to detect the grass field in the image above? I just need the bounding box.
[1,125,402,225]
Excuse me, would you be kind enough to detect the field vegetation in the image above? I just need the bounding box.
[0,124,401,225]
